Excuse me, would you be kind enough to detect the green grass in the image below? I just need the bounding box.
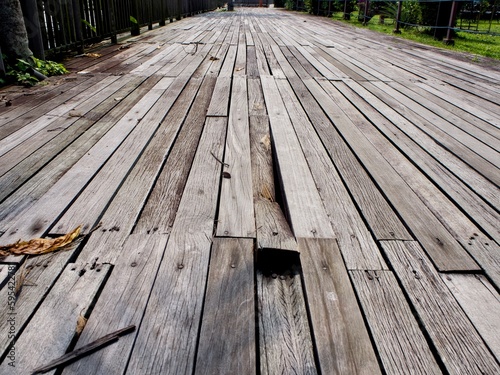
[330,12,500,60]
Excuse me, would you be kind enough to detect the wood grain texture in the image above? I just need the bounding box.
[258,272,317,375]
[126,117,227,375]
[299,238,381,375]
[0,252,77,357]
[195,238,255,375]
[62,234,169,375]
[350,270,442,375]
[0,263,110,375]
[0,78,171,245]
[275,77,386,270]
[310,78,478,272]
[260,75,334,239]
[216,76,255,238]
[441,273,500,361]
[382,240,500,375]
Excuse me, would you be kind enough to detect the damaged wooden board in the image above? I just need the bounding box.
[298,238,381,375]
[258,271,317,375]
[195,238,255,374]
[260,76,334,239]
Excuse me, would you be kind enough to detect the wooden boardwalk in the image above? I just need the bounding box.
[1,7,499,374]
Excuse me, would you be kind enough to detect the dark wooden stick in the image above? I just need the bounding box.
[31,325,136,374]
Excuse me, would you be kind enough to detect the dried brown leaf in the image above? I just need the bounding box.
[76,311,87,336]
[0,226,82,258]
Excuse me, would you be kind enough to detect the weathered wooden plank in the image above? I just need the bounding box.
[382,240,500,375]
[234,41,246,75]
[441,273,500,361]
[365,81,499,186]
[333,80,500,245]
[216,76,255,238]
[126,117,227,375]
[61,234,169,375]
[271,47,411,243]
[258,272,317,375]
[206,77,231,116]
[0,252,77,358]
[299,238,381,375]
[132,75,217,236]
[350,270,442,374]
[260,75,334,239]
[195,238,255,375]
[0,263,110,374]
[275,78,386,270]
[308,78,479,271]
[0,78,172,247]
[53,73,196,235]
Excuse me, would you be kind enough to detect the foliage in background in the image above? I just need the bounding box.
[285,0,295,10]
[1,55,68,86]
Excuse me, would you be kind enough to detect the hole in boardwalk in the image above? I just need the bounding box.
[256,248,301,278]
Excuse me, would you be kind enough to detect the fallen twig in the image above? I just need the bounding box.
[31,325,136,374]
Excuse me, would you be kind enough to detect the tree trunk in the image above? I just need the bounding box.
[0,0,33,63]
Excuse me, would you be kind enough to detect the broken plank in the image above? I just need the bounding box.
[276,78,386,270]
[258,272,317,375]
[216,76,255,238]
[298,238,381,375]
[61,234,169,375]
[195,238,255,375]
[126,116,227,375]
[0,263,110,375]
[441,273,500,361]
[382,240,500,375]
[260,75,334,239]
[250,114,296,252]
[350,270,441,374]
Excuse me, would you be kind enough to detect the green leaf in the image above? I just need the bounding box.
[130,16,138,24]
[82,19,97,34]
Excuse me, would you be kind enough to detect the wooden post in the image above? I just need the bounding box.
[20,0,45,59]
[108,0,118,43]
[70,0,84,53]
[0,47,5,77]
[148,0,153,30]
[131,0,140,35]
[160,0,166,26]
[444,1,458,45]
[393,1,402,33]
[343,0,350,20]
[363,0,369,25]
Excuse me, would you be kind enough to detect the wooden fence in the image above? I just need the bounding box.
[22,0,219,56]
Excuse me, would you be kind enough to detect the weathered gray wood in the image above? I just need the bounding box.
[53,73,198,235]
[272,50,411,242]
[0,78,172,246]
[0,263,110,375]
[350,270,442,374]
[134,75,217,236]
[299,238,381,375]
[441,273,500,361]
[309,78,479,271]
[126,117,227,375]
[260,75,334,239]
[206,77,231,117]
[382,240,500,375]
[258,272,317,375]
[61,234,169,375]
[250,112,297,251]
[216,76,255,238]
[0,251,78,357]
[195,238,255,375]
[275,78,386,270]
